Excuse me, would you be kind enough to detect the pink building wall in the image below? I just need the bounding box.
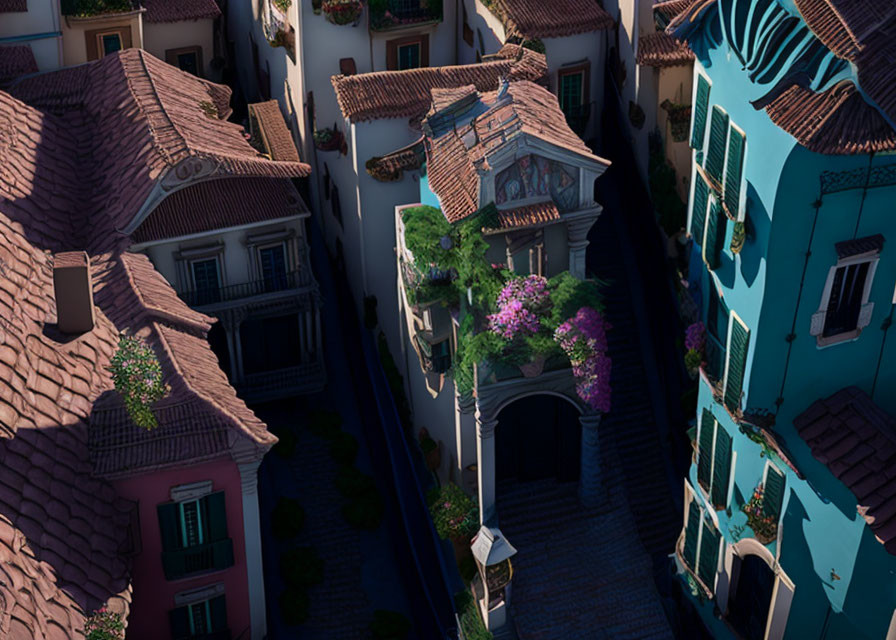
[114,457,251,640]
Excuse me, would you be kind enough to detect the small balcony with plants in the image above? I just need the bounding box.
[368,0,443,31]
[397,204,611,411]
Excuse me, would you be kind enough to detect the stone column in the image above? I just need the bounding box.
[476,415,499,526]
[236,456,266,640]
[455,393,475,474]
[567,218,592,280]
[578,412,603,508]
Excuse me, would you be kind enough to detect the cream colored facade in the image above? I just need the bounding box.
[61,10,144,66]
[143,18,216,78]
[0,0,63,72]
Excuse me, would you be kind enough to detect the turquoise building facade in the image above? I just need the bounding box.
[670,1,896,638]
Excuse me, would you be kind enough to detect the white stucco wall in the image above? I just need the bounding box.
[0,0,61,71]
[542,32,606,143]
[459,0,505,64]
[657,64,693,201]
[61,13,142,66]
[142,19,215,78]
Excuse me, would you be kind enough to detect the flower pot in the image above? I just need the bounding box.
[519,354,545,378]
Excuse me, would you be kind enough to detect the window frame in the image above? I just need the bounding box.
[257,241,290,291]
[97,31,123,57]
[680,483,724,595]
[722,120,747,220]
[557,62,591,113]
[165,46,203,78]
[761,460,786,525]
[721,309,750,412]
[811,250,879,347]
[690,67,712,159]
[386,34,429,71]
[85,25,132,61]
[190,256,223,298]
[696,410,736,510]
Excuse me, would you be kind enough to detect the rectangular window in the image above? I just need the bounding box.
[166,47,203,77]
[191,258,221,305]
[559,72,584,112]
[259,244,289,292]
[696,410,733,509]
[723,311,750,412]
[558,63,590,136]
[705,106,729,184]
[706,286,729,381]
[157,492,234,580]
[691,73,711,154]
[763,464,786,521]
[697,521,721,586]
[810,240,881,346]
[681,485,722,593]
[724,125,746,217]
[169,594,227,640]
[689,170,710,243]
[702,196,727,270]
[386,34,429,70]
[100,32,122,56]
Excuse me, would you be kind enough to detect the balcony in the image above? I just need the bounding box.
[181,269,312,308]
[369,0,443,31]
[161,539,234,581]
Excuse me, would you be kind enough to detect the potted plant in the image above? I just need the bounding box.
[730,220,746,254]
[322,0,363,25]
[313,125,345,153]
[741,483,778,544]
[428,483,478,558]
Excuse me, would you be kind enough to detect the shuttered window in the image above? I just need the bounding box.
[691,74,710,152]
[705,106,729,183]
[169,595,228,640]
[697,409,714,491]
[690,171,710,244]
[697,410,733,509]
[683,500,701,570]
[763,466,786,521]
[724,126,746,216]
[724,314,750,411]
[711,426,732,507]
[158,492,233,581]
[702,197,727,269]
[697,522,721,587]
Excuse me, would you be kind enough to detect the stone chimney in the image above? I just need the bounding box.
[53,251,95,333]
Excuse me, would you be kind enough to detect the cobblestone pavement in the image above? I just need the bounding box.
[497,453,674,640]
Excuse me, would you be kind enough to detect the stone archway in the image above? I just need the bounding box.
[723,541,794,640]
[473,369,602,525]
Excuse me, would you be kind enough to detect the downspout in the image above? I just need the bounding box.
[55,0,63,68]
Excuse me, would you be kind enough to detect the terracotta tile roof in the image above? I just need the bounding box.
[794,387,896,554]
[424,81,609,223]
[0,0,26,11]
[668,0,896,154]
[492,0,613,38]
[491,201,561,231]
[0,49,284,637]
[637,31,694,67]
[331,44,547,123]
[793,0,896,128]
[653,0,696,25]
[0,45,37,85]
[763,82,896,155]
[141,0,220,22]
[248,100,301,162]
[133,178,308,243]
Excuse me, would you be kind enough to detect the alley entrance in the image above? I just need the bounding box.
[728,554,775,640]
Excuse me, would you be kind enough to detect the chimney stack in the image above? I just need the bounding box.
[53,251,95,334]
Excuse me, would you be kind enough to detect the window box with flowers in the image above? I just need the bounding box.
[313,126,346,154]
[108,335,170,430]
[85,606,125,640]
[322,0,364,25]
[741,483,778,545]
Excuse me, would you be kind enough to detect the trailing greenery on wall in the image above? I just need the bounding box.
[85,607,125,640]
[107,335,170,430]
[61,0,131,17]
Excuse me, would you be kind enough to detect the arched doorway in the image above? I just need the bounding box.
[728,554,776,640]
[495,394,581,484]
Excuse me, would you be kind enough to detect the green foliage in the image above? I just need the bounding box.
[369,610,412,640]
[329,431,359,465]
[307,409,343,440]
[342,489,384,530]
[455,590,493,640]
[273,0,291,10]
[271,497,305,540]
[401,206,453,268]
[85,607,125,640]
[108,335,170,430]
[525,332,562,358]
[61,0,131,17]
[684,348,702,372]
[546,272,604,329]
[280,546,324,589]
[335,465,377,499]
[429,483,478,541]
[272,428,297,458]
[648,149,687,236]
[730,220,745,254]
[279,588,310,626]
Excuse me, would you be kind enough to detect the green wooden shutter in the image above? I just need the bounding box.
[710,425,732,508]
[157,503,181,552]
[683,500,701,570]
[763,466,786,521]
[724,126,745,214]
[724,316,750,411]
[212,538,235,571]
[690,172,710,244]
[697,521,720,587]
[204,491,228,542]
[691,75,710,151]
[703,198,726,269]
[169,605,190,639]
[209,595,228,632]
[697,409,715,490]
[705,106,729,182]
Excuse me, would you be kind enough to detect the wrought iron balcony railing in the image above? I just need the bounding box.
[161,538,234,581]
[181,269,312,308]
[369,0,443,31]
